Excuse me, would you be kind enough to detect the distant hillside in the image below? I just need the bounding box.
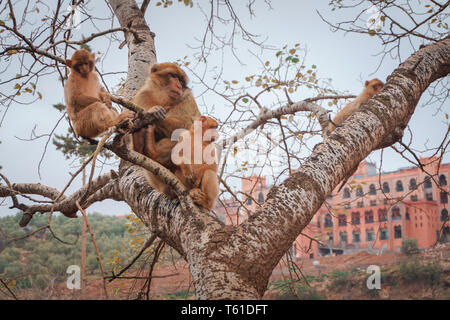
[0,212,149,297]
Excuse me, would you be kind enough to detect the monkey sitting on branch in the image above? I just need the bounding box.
[64,49,132,139]
[171,116,219,210]
[132,62,201,170]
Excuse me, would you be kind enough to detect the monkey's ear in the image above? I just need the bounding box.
[365,80,370,87]
[66,59,72,68]
[150,64,160,73]
[91,52,95,60]
[200,116,207,123]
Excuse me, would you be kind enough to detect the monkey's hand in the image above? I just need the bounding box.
[148,106,166,120]
[99,91,112,108]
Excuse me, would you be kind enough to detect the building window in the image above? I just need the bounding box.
[309,253,314,259]
[352,231,361,243]
[396,180,404,192]
[366,229,375,242]
[440,191,448,204]
[378,209,387,222]
[369,184,376,195]
[357,201,364,208]
[379,228,388,240]
[370,200,377,206]
[344,203,351,209]
[425,192,433,201]
[365,210,374,223]
[288,244,297,258]
[439,174,447,186]
[411,195,418,201]
[338,214,347,227]
[340,231,348,244]
[246,198,252,205]
[351,212,360,225]
[356,186,363,197]
[343,188,351,199]
[409,178,417,190]
[324,214,333,228]
[424,177,432,189]
[405,209,410,220]
[383,198,388,205]
[257,192,265,204]
[441,209,449,222]
[394,226,402,239]
[383,182,390,193]
[392,206,401,220]
[327,232,333,242]
[317,218,321,228]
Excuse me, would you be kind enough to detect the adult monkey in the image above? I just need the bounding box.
[132,63,201,193]
[132,63,200,168]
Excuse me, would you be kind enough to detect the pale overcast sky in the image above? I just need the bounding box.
[0,1,448,217]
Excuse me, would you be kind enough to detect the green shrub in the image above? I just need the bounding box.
[328,270,359,292]
[401,238,419,255]
[33,274,50,290]
[398,260,444,286]
[272,279,324,300]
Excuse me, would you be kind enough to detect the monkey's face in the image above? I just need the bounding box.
[74,60,94,78]
[365,79,384,97]
[68,49,95,78]
[167,72,184,100]
[151,63,188,102]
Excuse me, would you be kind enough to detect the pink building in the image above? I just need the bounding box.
[217,157,450,259]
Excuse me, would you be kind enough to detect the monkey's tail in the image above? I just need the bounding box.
[85,128,114,199]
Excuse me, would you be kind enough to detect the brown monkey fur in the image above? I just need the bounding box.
[64,49,131,139]
[173,116,219,210]
[132,62,201,170]
[329,78,384,132]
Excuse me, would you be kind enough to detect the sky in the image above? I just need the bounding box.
[0,1,448,217]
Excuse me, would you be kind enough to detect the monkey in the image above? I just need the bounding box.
[64,49,131,139]
[131,62,201,170]
[329,78,384,192]
[329,78,384,132]
[64,49,134,198]
[172,116,219,210]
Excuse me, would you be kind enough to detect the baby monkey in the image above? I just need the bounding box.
[64,49,131,139]
[172,116,219,210]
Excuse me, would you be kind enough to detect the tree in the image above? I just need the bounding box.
[0,0,448,299]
